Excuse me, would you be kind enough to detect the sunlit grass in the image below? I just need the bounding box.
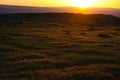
[0,13,120,80]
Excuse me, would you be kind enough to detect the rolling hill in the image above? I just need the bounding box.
[0,13,120,80]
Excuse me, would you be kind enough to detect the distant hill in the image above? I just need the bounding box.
[0,4,120,17]
[0,13,120,27]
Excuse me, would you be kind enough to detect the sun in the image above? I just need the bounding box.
[71,0,94,8]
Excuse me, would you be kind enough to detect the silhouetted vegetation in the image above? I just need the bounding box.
[0,13,120,27]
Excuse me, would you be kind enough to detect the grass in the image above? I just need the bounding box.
[0,13,120,80]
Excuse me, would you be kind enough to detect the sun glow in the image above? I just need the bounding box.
[71,0,95,8]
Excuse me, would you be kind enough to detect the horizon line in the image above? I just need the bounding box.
[0,4,120,9]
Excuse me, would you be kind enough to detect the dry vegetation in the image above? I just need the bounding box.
[0,13,120,80]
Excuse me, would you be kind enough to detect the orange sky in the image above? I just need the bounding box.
[0,0,120,8]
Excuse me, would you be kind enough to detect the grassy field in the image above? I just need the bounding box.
[0,13,120,80]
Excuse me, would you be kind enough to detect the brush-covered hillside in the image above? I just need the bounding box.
[0,13,120,80]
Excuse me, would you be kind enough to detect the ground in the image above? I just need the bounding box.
[0,13,120,80]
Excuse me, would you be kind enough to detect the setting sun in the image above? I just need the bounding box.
[71,0,94,8]
[0,0,120,8]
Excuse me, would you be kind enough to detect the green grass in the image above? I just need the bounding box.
[0,13,120,80]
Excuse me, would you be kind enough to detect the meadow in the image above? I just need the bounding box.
[0,13,120,80]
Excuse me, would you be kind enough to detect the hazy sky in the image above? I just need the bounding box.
[0,0,120,8]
